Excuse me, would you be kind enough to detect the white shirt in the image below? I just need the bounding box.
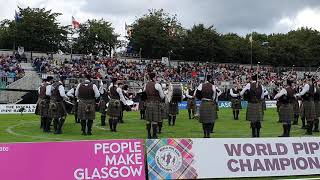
[295,84,310,97]
[230,88,238,98]
[194,82,216,101]
[143,82,165,100]
[108,84,127,105]
[75,81,100,99]
[116,87,127,105]
[46,82,68,99]
[274,88,287,100]
[66,88,75,97]
[239,82,265,100]
[185,89,194,99]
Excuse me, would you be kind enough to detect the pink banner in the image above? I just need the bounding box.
[0,140,145,180]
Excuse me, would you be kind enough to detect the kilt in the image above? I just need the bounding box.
[139,101,146,111]
[187,99,196,110]
[161,103,169,120]
[231,98,242,110]
[199,100,216,124]
[71,100,78,115]
[262,100,267,111]
[36,98,50,117]
[48,100,67,119]
[99,99,107,114]
[314,101,320,118]
[301,100,316,121]
[145,101,162,123]
[78,99,96,120]
[246,102,263,122]
[279,103,294,125]
[106,99,122,118]
[293,100,300,115]
[169,102,179,115]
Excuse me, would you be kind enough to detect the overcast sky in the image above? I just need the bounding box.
[2,0,320,38]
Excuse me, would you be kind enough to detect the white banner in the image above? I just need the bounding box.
[266,100,277,108]
[0,104,36,114]
[146,137,320,179]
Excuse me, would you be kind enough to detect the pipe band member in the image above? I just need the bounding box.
[75,75,100,135]
[144,72,165,139]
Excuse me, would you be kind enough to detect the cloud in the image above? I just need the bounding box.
[1,0,320,37]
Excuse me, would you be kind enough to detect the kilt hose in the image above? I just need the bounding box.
[246,102,263,122]
[279,103,294,125]
[106,99,122,119]
[48,100,67,119]
[145,101,162,123]
[78,99,96,120]
[199,100,216,124]
[187,99,196,111]
[36,98,50,117]
[99,99,107,115]
[301,100,316,122]
[169,102,179,116]
[293,100,300,115]
[314,101,320,118]
[139,101,146,111]
[231,98,242,110]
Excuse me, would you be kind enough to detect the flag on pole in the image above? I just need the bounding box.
[15,10,22,22]
[72,16,80,29]
[249,34,253,43]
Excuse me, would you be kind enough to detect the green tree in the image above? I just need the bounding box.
[129,9,184,59]
[10,7,68,54]
[73,19,119,56]
[182,24,224,62]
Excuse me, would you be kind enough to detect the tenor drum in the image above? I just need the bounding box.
[168,83,183,102]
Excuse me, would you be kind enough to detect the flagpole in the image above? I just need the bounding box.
[250,33,253,67]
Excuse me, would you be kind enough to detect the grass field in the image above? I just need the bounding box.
[0,108,319,142]
[0,108,319,180]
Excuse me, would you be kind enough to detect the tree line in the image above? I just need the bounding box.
[1,7,320,67]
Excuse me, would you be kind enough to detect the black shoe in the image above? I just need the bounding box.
[82,132,86,135]
[87,132,92,135]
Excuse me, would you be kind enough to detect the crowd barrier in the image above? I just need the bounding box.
[0,101,278,114]
[0,138,319,179]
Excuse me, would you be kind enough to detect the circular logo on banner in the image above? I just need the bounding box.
[155,145,182,173]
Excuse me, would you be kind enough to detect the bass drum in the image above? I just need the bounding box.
[168,82,183,102]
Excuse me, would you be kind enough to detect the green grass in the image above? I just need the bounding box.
[0,108,318,142]
[0,108,319,179]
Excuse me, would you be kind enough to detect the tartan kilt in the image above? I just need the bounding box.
[99,99,107,113]
[314,101,320,118]
[187,99,196,110]
[145,101,162,123]
[139,101,146,111]
[169,102,179,115]
[199,101,216,124]
[70,99,78,114]
[106,99,122,118]
[262,100,267,111]
[36,98,50,117]
[161,103,169,119]
[48,100,67,119]
[78,99,96,120]
[231,98,242,110]
[293,100,300,114]
[301,101,316,121]
[279,103,294,124]
[246,102,263,122]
